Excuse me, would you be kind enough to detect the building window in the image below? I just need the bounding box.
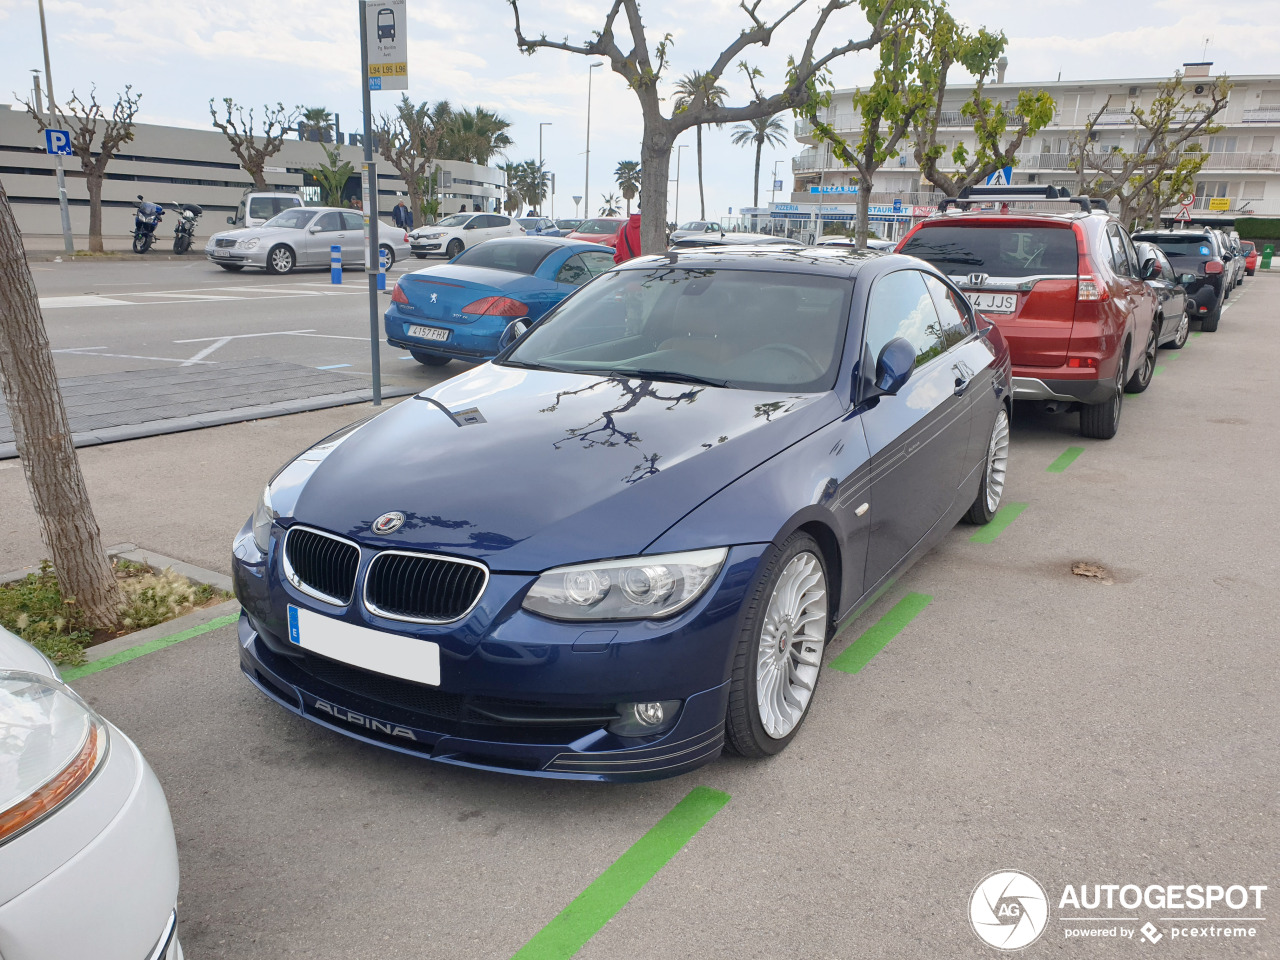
[1251,135,1274,153]
[1208,136,1238,153]
[1242,180,1266,200]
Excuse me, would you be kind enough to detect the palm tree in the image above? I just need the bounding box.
[600,193,621,216]
[301,106,333,143]
[514,160,549,214]
[305,144,354,206]
[672,72,728,220]
[499,160,524,215]
[614,160,641,215]
[731,113,789,208]
[438,106,514,165]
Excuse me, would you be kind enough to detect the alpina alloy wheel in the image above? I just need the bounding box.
[966,405,1010,524]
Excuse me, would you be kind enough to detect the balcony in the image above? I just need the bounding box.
[1199,151,1280,171]
[1242,108,1280,124]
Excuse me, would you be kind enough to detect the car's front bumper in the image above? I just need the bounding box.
[0,723,183,960]
[232,524,767,781]
[205,246,267,267]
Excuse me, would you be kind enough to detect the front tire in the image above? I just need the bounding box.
[1080,352,1125,440]
[132,232,152,253]
[445,238,464,258]
[725,532,829,758]
[964,406,1009,524]
[1125,325,1158,394]
[173,234,191,255]
[409,349,451,367]
[266,244,295,275]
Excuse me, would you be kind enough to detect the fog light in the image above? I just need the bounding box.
[608,699,682,737]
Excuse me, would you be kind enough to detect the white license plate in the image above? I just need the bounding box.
[965,292,1017,314]
[213,249,229,257]
[287,605,440,686]
[406,325,449,342]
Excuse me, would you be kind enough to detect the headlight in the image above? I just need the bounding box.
[236,238,259,250]
[522,548,727,621]
[424,232,445,240]
[252,484,274,553]
[0,671,109,845]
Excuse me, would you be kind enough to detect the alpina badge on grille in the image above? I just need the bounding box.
[371,511,405,535]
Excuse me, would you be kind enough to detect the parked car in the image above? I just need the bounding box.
[227,191,303,229]
[899,186,1159,438]
[204,207,410,275]
[1130,227,1229,332]
[566,217,627,249]
[669,220,725,242]
[668,233,802,250]
[385,237,616,367]
[815,236,898,252]
[1211,228,1243,291]
[1241,240,1258,276]
[517,216,564,237]
[555,218,584,233]
[232,245,1012,781]
[1133,241,1192,350]
[408,212,524,259]
[0,627,184,959]
[1225,232,1246,287]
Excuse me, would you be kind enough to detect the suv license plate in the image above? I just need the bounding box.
[966,292,1017,314]
[407,325,449,342]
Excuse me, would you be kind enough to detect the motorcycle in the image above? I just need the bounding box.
[131,195,164,253]
[171,202,203,254]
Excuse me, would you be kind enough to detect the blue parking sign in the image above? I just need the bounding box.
[44,129,73,156]
[892,198,903,213]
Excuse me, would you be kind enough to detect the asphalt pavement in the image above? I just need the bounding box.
[9,273,1278,959]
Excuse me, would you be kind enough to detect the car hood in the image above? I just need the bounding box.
[0,625,59,677]
[291,365,841,570]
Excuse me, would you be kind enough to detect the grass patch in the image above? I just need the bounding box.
[0,559,232,666]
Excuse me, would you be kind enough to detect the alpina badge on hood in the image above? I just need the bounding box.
[371,511,406,535]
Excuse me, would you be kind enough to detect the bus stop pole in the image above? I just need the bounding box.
[359,0,383,406]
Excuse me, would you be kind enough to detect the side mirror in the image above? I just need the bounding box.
[872,337,916,397]
[227,216,235,225]
[137,194,144,201]
[1180,273,1197,285]
[309,226,322,233]
[498,319,530,350]
[1140,257,1160,280]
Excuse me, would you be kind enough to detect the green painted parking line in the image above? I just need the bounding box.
[1153,365,1166,376]
[836,577,898,634]
[1192,331,1202,337]
[969,502,1028,544]
[511,786,730,960]
[1046,446,1084,473]
[829,592,932,675]
[61,613,239,683]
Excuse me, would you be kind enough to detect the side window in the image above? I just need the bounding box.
[341,211,364,231]
[486,215,509,229]
[1119,231,1141,275]
[313,212,343,232]
[234,200,246,224]
[1107,226,1132,276]
[579,251,617,277]
[555,255,591,287]
[922,274,973,348]
[1156,249,1175,280]
[865,270,946,369]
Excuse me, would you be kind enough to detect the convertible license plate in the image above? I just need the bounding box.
[406,325,449,342]
[287,605,440,686]
[965,291,1017,314]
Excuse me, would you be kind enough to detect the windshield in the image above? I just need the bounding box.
[575,219,622,235]
[262,208,317,230]
[504,267,852,393]
[453,239,557,275]
[679,222,708,231]
[556,220,582,230]
[901,225,1079,278]
[435,214,472,229]
[1133,234,1216,258]
[250,196,300,221]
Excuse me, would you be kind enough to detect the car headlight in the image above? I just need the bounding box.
[0,671,109,845]
[423,232,444,240]
[236,238,259,250]
[522,548,727,621]
[252,484,274,553]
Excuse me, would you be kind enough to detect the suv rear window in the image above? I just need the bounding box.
[901,225,1079,278]
[1132,234,1216,258]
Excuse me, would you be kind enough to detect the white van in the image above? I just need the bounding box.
[228,192,304,228]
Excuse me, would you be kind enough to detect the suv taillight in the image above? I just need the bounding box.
[1204,259,1224,274]
[1077,276,1109,302]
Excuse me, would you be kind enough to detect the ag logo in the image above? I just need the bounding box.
[371,511,405,535]
[969,870,1049,951]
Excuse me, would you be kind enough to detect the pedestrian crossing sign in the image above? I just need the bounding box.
[985,166,1013,186]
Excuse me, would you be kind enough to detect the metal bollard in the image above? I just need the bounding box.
[378,249,388,291]
[330,245,342,284]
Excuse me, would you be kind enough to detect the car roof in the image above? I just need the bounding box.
[475,236,612,252]
[616,245,908,279]
[918,209,1107,226]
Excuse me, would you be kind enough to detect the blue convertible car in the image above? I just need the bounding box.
[385,236,615,367]
[233,247,1012,781]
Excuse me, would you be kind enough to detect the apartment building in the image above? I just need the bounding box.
[791,62,1280,222]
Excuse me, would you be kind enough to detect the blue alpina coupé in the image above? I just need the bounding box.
[233,246,1012,781]
[385,237,616,367]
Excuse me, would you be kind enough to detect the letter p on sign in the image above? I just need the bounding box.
[45,129,73,156]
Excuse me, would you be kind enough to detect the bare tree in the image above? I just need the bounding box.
[22,85,141,253]
[1073,73,1230,225]
[376,97,448,226]
[509,0,896,254]
[209,98,298,191]
[911,27,1055,197]
[0,182,122,628]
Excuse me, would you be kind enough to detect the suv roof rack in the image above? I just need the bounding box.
[939,185,1107,215]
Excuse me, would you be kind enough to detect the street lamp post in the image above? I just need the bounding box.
[36,0,74,253]
[673,144,688,227]
[538,121,552,216]
[584,62,602,219]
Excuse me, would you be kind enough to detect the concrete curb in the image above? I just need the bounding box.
[81,598,241,664]
[24,252,200,263]
[2,542,232,591]
[0,386,417,460]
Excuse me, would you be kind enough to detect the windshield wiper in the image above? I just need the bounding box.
[608,368,732,388]
[495,358,573,373]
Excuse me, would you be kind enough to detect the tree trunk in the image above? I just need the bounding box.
[753,140,763,208]
[696,125,706,220]
[855,172,872,250]
[640,122,673,255]
[86,175,104,254]
[250,163,267,191]
[0,183,122,629]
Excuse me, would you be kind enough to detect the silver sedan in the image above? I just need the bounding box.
[204,206,412,275]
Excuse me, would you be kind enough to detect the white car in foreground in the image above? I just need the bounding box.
[408,212,524,258]
[0,628,183,960]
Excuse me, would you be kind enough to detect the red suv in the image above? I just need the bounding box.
[898,187,1158,439]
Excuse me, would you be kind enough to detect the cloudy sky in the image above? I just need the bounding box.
[2,0,1275,220]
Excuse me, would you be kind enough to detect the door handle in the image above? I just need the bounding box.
[953,376,972,397]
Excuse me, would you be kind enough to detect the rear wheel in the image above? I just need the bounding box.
[379,244,394,269]
[1125,325,1158,394]
[1200,301,1221,333]
[410,349,451,367]
[1080,352,1125,440]
[266,244,295,275]
[725,532,829,758]
[446,238,464,258]
[964,406,1009,524]
[1167,311,1190,350]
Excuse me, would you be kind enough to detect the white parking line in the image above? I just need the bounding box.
[172,329,316,343]
[38,295,130,309]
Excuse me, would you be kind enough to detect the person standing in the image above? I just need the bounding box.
[614,208,643,264]
[392,199,413,230]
